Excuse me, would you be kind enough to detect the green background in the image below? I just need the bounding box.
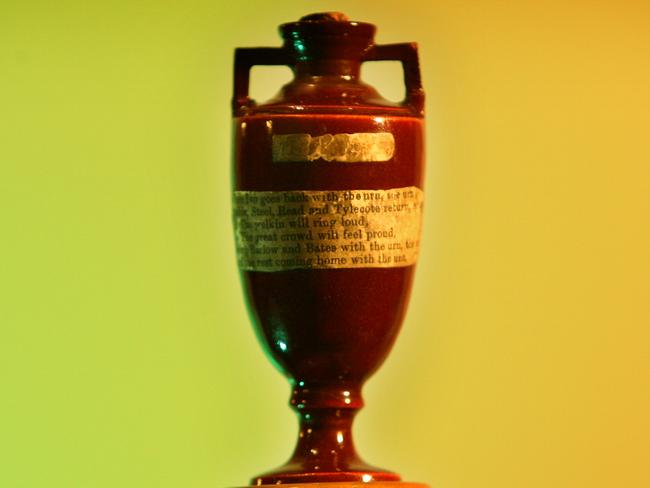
[1,1,649,487]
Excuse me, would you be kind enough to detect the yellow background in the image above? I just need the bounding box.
[1,1,649,487]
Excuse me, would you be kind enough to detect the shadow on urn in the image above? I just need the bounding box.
[232,12,427,487]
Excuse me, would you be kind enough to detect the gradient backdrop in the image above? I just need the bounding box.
[1,1,649,487]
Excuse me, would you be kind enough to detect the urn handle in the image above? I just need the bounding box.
[364,42,425,115]
[232,47,291,115]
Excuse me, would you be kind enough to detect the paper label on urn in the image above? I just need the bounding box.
[272,133,395,162]
[233,186,423,271]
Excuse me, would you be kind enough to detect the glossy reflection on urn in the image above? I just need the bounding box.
[232,12,425,486]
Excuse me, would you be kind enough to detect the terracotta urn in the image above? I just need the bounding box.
[232,12,425,485]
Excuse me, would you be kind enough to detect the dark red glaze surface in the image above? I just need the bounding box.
[232,12,424,485]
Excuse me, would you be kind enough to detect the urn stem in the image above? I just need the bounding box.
[290,407,361,469]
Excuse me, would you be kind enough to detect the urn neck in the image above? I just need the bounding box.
[294,59,361,79]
